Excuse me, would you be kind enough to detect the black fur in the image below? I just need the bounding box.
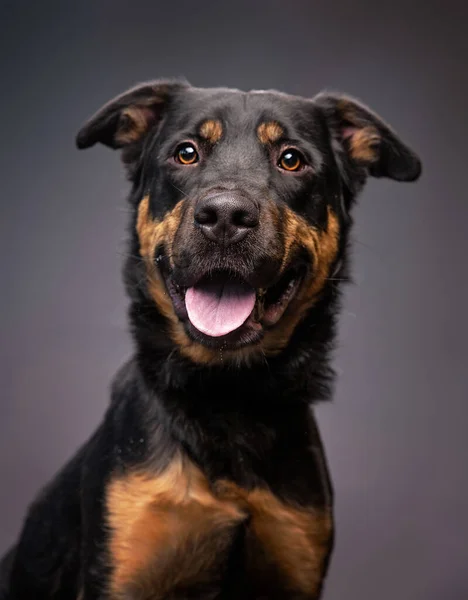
[0,80,421,600]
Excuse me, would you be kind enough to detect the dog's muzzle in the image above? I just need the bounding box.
[194,191,259,247]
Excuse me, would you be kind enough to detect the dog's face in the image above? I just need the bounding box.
[77,81,421,365]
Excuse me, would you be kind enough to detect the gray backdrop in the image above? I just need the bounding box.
[1,1,467,598]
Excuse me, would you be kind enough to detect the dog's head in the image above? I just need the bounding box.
[77,80,421,366]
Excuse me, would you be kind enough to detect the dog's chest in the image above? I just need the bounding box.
[105,455,331,599]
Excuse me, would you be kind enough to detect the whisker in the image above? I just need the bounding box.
[117,251,145,262]
[350,236,388,263]
[169,182,188,197]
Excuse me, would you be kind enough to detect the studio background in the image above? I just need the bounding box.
[1,1,467,598]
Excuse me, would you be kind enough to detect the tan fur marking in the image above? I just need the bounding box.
[115,106,154,145]
[215,481,333,596]
[199,119,223,144]
[261,206,340,356]
[337,100,380,163]
[257,121,284,144]
[107,457,246,598]
[248,489,332,595]
[348,125,380,162]
[107,460,332,598]
[137,195,183,322]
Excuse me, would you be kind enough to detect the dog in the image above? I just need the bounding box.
[0,80,421,599]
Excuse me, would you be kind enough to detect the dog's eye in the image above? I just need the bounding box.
[278,149,304,172]
[175,143,199,165]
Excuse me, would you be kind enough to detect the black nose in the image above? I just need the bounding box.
[194,192,259,246]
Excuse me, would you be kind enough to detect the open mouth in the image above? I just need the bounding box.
[165,265,304,349]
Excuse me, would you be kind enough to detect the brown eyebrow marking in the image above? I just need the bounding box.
[257,121,284,144]
[199,119,223,144]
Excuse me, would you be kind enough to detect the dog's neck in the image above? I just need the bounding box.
[124,283,340,480]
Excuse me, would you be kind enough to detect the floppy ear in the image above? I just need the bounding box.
[314,92,421,182]
[76,79,188,151]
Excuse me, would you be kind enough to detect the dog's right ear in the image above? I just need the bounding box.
[313,92,421,183]
[76,80,188,151]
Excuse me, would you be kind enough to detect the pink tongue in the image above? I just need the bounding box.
[185,279,256,337]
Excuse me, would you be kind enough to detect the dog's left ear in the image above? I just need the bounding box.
[76,79,188,151]
[314,92,421,182]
